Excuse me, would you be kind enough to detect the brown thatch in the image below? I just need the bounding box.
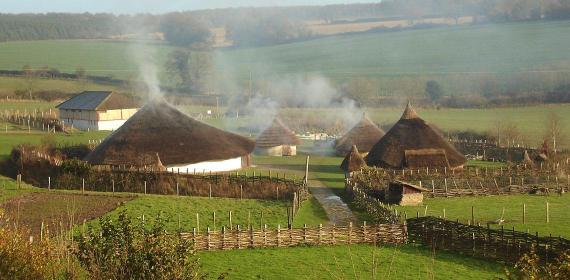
[340,145,367,172]
[335,113,385,156]
[256,118,301,148]
[85,99,255,166]
[365,102,466,169]
[404,149,450,169]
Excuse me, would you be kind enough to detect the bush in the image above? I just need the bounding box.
[504,247,570,279]
[74,211,204,280]
[0,211,79,279]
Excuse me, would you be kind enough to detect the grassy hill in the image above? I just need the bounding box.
[1,20,569,96]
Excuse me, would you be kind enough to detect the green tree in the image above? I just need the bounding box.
[74,211,203,280]
[160,13,212,47]
[165,49,213,94]
[425,80,444,102]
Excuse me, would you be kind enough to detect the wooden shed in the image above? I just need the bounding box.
[385,180,430,206]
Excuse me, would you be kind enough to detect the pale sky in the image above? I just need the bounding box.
[1,0,377,14]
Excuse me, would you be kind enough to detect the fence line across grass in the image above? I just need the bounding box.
[407,216,570,264]
[181,222,407,251]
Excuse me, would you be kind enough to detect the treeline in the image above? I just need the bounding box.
[2,1,570,46]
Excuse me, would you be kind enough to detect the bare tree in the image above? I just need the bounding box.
[544,112,565,155]
[22,64,36,100]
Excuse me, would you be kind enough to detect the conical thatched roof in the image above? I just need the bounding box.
[85,99,255,166]
[335,113,385,156]
[255,118,301,148]
[365,102,466,169]
[340,145,367,172]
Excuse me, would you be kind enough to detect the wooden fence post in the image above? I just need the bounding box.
[196,213,200,233]
[213,212,216,231]
[348,222,353,244]
[546,202,550,223]
[277,224,281,247]
[48,176,51,191]
[303,224,308,243]
[523,203,526,225]
[176,182,179,196]
[229,211,232,230]
[82,178,85,193]
[144,181,147,194]
[112,179,115,193]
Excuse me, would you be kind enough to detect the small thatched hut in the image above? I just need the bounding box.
[85,99,255,172]
[385,180,430,206]
[340,145,367,177]
[335,113,385,156]
[365,102,466,169]
[255,118,301,156]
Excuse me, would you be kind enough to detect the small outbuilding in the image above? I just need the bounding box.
[255,118,301,156]
[56,91,139,131]
[335,113,385,156]
[340,145,367,177]
[385,180,430,206]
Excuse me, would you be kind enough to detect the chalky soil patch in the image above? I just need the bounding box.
[1,192,133,236]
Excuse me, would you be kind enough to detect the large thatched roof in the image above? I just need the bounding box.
[335,113,385,156]
[85,99,255,166]
[340,145,367,172]
[255,118,301,148]
[365,102,466,169]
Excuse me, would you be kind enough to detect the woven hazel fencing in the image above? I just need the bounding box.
[181,222,407,251]
[407,217,570,264]
[352,165,570,199]
[345,183,400,224]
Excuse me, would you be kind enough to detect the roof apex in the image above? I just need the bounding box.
[401,101,419,120]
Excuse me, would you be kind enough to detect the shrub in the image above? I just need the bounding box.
[0,210,79,279]
[504,247,570,279]
[73,211,204,280]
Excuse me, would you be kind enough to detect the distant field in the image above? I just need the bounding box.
[0,76,124,96]
[1,20,569,96]
[306,16,474,35]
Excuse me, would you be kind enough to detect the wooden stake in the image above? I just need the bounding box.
[523,203,526,225]
[546,202,550,223]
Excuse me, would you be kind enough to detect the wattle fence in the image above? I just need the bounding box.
[407,217,570,264]
[182,222,407,251]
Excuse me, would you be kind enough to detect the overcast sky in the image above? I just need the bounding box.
[2,1,376,14]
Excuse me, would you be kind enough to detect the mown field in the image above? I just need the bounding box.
[1,20,569,95]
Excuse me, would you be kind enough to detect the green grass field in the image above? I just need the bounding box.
[396,194,570,238]
[1,20,569,95]
[0,76,124,96]
[198,244,504,279]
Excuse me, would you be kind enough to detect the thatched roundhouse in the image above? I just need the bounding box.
[85,99,255,172]
[335,113,385,156]
[255,118,301,156]
[365,102,466,169]
[340,145,367,177]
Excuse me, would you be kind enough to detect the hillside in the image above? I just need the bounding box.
[0,20,569,96]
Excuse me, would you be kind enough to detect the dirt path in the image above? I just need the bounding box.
[308,179,358,226]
